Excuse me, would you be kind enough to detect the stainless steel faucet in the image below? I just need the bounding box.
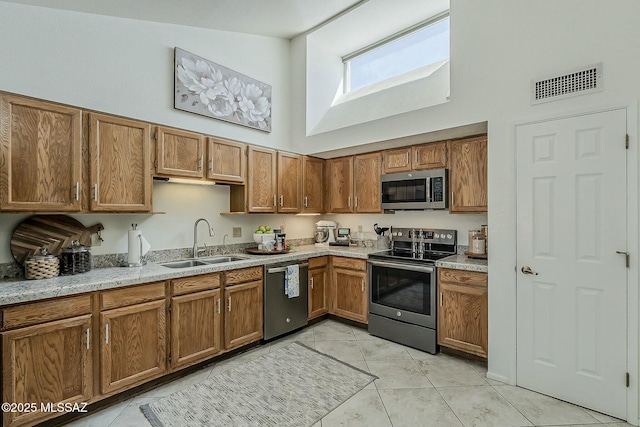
[193,218,215,258]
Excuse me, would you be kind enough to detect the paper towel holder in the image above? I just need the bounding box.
[128,224,150,267]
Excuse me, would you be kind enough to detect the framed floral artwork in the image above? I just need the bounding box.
[174,47,272,132]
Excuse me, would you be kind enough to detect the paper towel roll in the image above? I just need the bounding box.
[128,230,151,266]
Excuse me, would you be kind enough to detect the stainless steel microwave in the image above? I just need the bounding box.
[380,169,448,210]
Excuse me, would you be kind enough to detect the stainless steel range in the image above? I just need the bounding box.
[367,227,457,354]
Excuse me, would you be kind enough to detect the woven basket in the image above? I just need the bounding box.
[25,257,60,280]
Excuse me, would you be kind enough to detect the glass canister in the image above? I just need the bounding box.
[471,235,486,254]
[60,240,92,275]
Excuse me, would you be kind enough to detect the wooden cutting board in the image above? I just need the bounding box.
[10,215,104,265]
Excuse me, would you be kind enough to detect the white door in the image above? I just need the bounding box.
[516,109,628,418]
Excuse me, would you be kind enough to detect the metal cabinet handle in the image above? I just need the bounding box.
[406,152,409,165]
[348,196,351,208]
[440,292,443,307]
[273,194,277,207]
[415,150,418,164]
[521,266,539,275]
[280,195,284,207]
[198,156,203,171]
[209,157,214,172]
[75,182,80,201]
[361,279,365,292]
[228,296,232,312]
[355,196,359,208]
[304,196,308,208]
[94,184,98,202]
[105,324,109,344]
[217,298,221,314]
[86,328,90,350]
[310,276,314,290]
[451,191,455,205]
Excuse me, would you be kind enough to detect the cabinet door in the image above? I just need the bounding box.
[247,146,277,213]
[449,136,487,213]
[277,152,302,213]
[412,141,448,170]
[207,137,246,184]
[171,289,222,370]
[0,95,82,211]
[328,156,354,213]
[354,152,382,213]
[224,280,263,350]
[382,147,411,174]
[89,113,152,212]
[309,268,328,320]
[331,268,367,323]
[2,315,92,427]
[154,126,204,178]
[437,282,488,358]
[100,299,166,394]
[302,156,324,213]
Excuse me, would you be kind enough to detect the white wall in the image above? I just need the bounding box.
[292,0,640,402]
[0,2,309,264]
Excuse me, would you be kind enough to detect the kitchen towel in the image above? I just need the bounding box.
[285,264,299,298]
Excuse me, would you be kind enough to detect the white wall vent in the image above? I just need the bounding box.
[531,63,603,105]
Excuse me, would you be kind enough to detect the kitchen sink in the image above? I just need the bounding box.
[159,259,210,268]
[159,255,248,269]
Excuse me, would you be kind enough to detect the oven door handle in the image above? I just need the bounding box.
[367,260,434,273]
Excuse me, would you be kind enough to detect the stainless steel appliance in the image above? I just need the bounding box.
[368,227,457,354]
[264,261,309,340]
[315,220,337,244]
[329,227,350,247]
[381,169,448,210]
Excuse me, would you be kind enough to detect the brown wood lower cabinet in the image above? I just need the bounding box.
[330,257,368,324]
[437,268,488,358]
[224,280,263,349]
[1,315,93,427]
[308,256,329,319]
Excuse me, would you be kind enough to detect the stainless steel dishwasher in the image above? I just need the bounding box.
[263,261,309,340]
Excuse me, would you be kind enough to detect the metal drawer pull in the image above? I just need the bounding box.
[521,266,538,275]
[228,296,232,312]
[86,328,90,350]
[105,324,109,344]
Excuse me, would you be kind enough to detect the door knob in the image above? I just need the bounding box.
[521,266,538,275]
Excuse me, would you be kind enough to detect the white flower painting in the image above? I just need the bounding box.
[174,48,272,132]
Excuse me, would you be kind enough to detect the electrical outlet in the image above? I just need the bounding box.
[90,233,101,246]
[358,225,363,232]
[232,227,242,238]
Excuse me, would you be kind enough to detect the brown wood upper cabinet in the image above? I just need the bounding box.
[207,137,246,184]
[328,153,381,213]
[89,113,152,212]
[448,136,487,213]
[247,146,277,213]
[302,156,325,213]
[382,141,448,174]
[0,95,83,212]
[154,126,204,179]
[277,152,302,213]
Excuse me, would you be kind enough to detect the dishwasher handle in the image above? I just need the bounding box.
[267,263,309,274]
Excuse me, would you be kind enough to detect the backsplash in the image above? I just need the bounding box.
[0,238,315,279]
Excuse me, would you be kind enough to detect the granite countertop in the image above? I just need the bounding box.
[0,245,382,307]
[435,254,488,273]
[0,245,487,307]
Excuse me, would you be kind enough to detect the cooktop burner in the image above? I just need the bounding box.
[369,250,453,263]
[369,227,457,264]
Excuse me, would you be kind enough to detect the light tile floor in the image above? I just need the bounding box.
[63,319,633,427]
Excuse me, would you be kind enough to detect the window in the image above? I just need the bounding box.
[343,12,450,93]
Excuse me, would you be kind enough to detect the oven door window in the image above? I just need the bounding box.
[370,263,433,316]
[381,179,426,204]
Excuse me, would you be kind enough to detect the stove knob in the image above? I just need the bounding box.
[286,318,291,323]
[447,234,452,239]
[396,311,402,317]
[397,231,403,237]
[434,233,440,238]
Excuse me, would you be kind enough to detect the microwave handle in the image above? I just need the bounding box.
[426,176,431,203]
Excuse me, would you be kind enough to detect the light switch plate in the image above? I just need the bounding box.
[232,227,242,238]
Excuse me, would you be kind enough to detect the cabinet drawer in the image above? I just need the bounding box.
[225,266,263,285]
[331,257,366,271]
[100,282,166,310]
[438,268,487,288]
[1,294,91,330]
[171,273,221,295]
[309,256,328,269]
